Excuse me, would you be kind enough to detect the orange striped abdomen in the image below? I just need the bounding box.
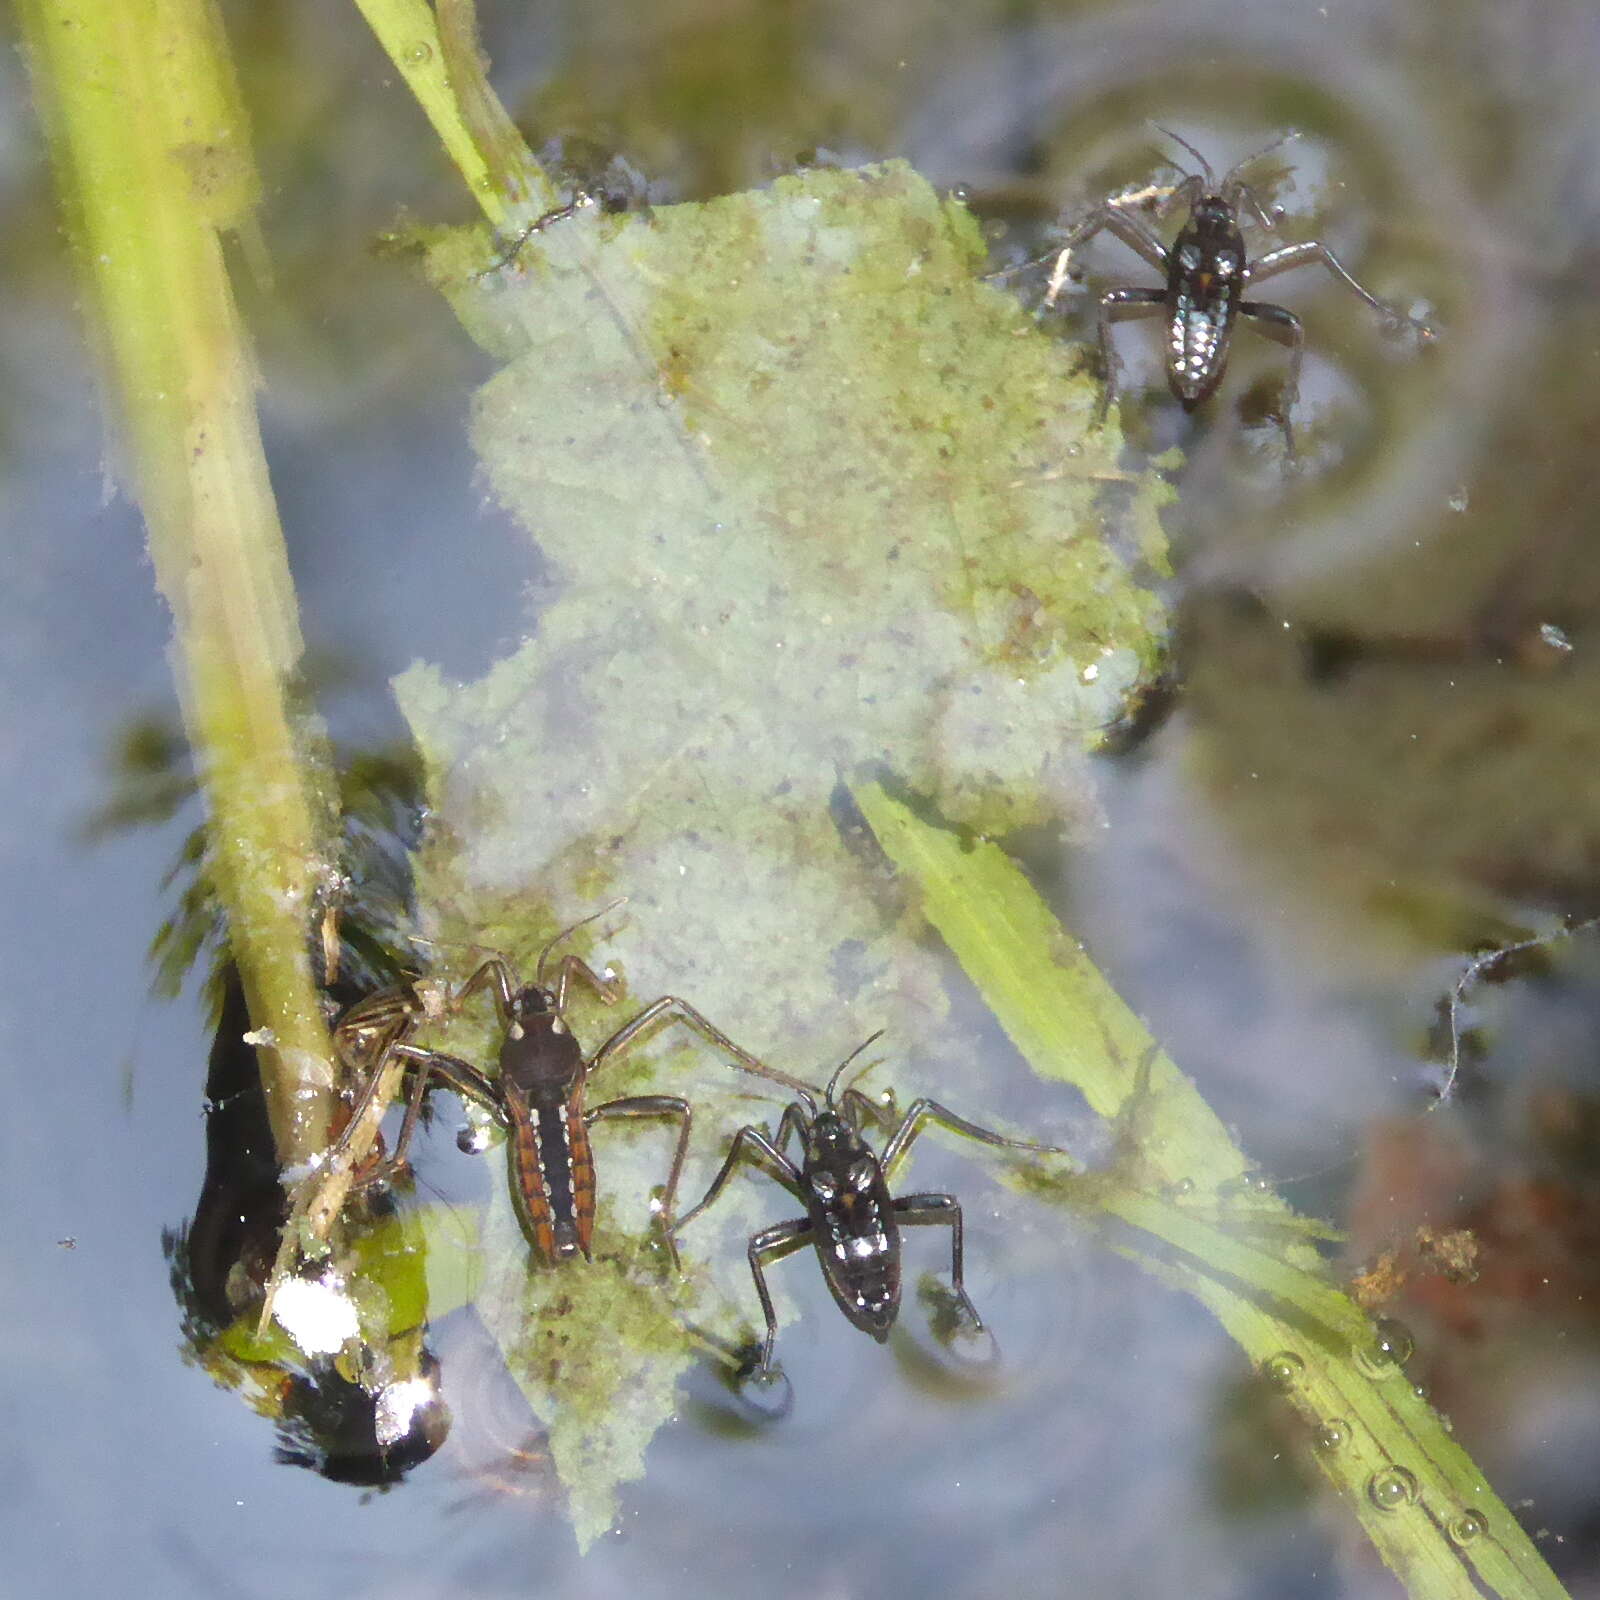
[505,1089,595,1264]
[568,1104,596,1260]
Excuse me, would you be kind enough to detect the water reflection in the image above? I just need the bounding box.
[85,708,423,1005]
[122,712,452,1484]
[1344,935,1600,1540]
[911,8,1599,597]
[164,966,451,1484]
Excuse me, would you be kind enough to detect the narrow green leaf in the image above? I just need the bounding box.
[852,779,1569,1600]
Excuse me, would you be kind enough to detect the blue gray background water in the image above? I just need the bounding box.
[6,0,1600,1594]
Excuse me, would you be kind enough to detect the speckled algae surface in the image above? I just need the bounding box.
[395,161,1173,1549]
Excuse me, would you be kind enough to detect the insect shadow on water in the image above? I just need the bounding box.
[672,1031,1076,1406]
[333,904,811,1270]
[1008,125,1437,458]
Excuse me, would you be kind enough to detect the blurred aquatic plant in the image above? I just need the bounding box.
[82,709,425,1014]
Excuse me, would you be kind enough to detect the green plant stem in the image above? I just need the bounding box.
[352,0,557,225]
[17,0,336,1162]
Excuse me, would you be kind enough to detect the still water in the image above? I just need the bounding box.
[5,0,1600,1595]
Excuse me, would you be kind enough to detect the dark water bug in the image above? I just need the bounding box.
[334,908,802,1268]
[673,1033,1074,1384]
[1035,126,1436,455]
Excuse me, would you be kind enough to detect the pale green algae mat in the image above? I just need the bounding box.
[380,165,1568,1597]
[395,162,1171,1547]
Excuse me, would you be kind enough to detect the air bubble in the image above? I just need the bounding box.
[1374,1318,1414,1364]
[1447,487,1469,513]
[403,40,433,66]
[1164,1176,1195,1199]
[1367,1467,1418,1512]
[1314,1418,1350,1454]
[1447,1509,1488,1545]
[1262,1351,1305,1389]
[1354,1317,1414,1377]
[1220,1170,1273,1201]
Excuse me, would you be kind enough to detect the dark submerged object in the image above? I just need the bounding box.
[1039,126,1435,453]
[673,1034,1074,1381]
[168,968,450,1484]
[337,908,807,1267]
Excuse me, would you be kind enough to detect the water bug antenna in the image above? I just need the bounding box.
[535,897,630,985]
[825,1029,888,1106]
[1148,122,1214,187]
[1221,129,1301,189]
